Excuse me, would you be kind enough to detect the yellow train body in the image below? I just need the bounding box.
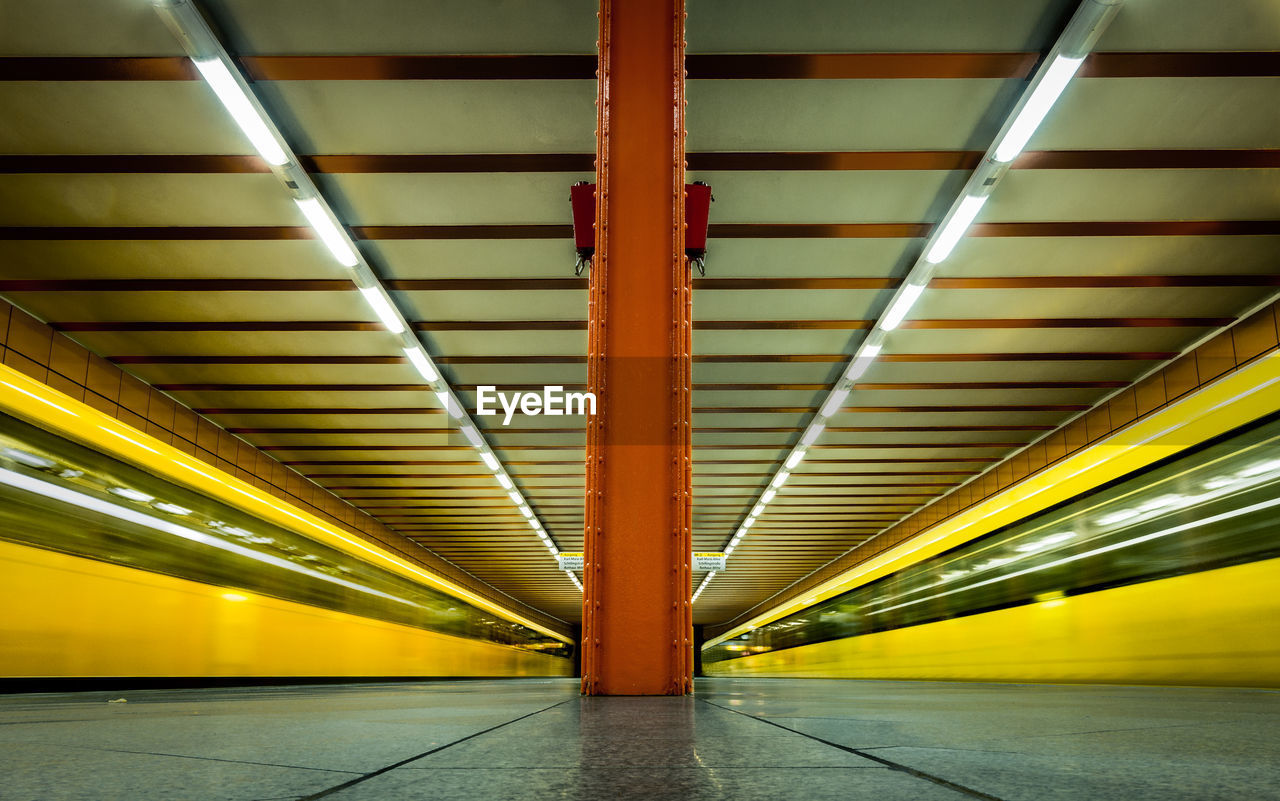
[705,557,1280,687]
[0,539,572,679]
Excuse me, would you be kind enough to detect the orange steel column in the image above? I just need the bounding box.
[581,0,693,695]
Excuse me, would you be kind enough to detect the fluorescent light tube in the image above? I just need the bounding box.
[771,471,789,488]
[480,452,499,471]
[881,282,928,331]
[994,55,1084,163]
[785,450,804,470]
[819,387,850,418]
[925,195,988,265]
[761,488,777,504]
[402,347,438,382]
[845,342,882,381]
[497,474,514,490]
[461,424,484,449]
[294,197,358,267]
[519,505,534,518]
[192,58,288,166]
[361,287,405,334]
[801,424,824,447]
[435,392,460,417]
[751,503,765,517]
[508,490,523,505]
[742,516,755,528]
[724,543,735,555]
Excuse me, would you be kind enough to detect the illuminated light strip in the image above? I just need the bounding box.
[713,0,1124,574]
[0,364,573,644]
[295,197,358,268]
[1,381,76,416]
[868,495,1280,617]
[567,571,583,591]
[861,455,1280,611]
[189,57,288,166]
[692,571,715,602]
[359,286,406,334]
[150,0,563,570]
[702,351,1280,650]
[98,425,160,455]
[0,465,412,606]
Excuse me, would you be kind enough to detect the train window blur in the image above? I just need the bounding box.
[704,414,1280,665]
[0,413,571,660]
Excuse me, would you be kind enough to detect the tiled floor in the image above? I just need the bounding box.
[2,677,1277,800]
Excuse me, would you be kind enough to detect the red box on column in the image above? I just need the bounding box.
[685,182,712,269]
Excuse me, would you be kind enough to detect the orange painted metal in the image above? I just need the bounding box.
[581,0,693,695]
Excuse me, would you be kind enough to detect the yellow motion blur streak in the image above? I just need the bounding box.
[706,352,1280,650]
[0,364,571,645]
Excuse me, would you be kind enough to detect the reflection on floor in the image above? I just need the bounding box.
[2,677,1277,800]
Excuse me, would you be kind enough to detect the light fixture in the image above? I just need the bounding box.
[785,450,804,470]
[742,516,755,528]
[519,505,534,519]
[191,58,288,166]
[480,452,499,471]
[881,281,928,329]
[801,423,825,447]
[819,387,850,418]
[507,490,523,505]
[154,502,193,516]
[460,424,484,449]
[294,197,358,267]
[751,503,765,517]
[359,287,405,334]
[497,474,514,490]
[994,55,1085,163]
[402,347,439,382]
[845,341,882,381]
[925,195,988,264]
[771,471,789,488]
[761,488,777,504]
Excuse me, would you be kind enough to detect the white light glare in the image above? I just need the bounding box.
[994,55,1085,163]
[742,516,755,529]
[109,487,155,503]
[435,392,461,417]
[460,424,484,449]
[771,471,789,488]
[924,195,989,264]
[192,58,288,166]
[361,287,405,334]
[402,347,439,382]
[480,452,500,471]
[497,474,514,490]
[845,342,882,381]
[761,488,777,504]
[819,387,850,418]
[801,423,825,447]
[881,283,926,329]
[751,503,765,517]
[785,450,804,470]
[507,490,523,505]
[293,197,358,267]
[519,505,534,519]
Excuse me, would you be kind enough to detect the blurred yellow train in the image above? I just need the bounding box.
[704,414,1280,687]
[0,409,573,685]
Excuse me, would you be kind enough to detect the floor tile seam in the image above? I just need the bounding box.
[395,764,893,771]
[696,698,1008,801]
[295,698,574,801]
[10,741,366,774]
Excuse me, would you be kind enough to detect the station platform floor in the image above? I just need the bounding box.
[2,677,1277,801]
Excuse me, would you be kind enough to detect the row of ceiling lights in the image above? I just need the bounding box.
[152,0,576,586]
[704,0,1124,602]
